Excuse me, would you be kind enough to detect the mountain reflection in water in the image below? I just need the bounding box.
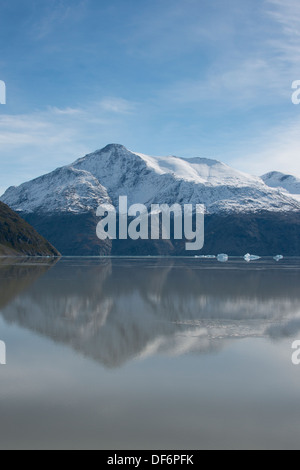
[1,258,300,368]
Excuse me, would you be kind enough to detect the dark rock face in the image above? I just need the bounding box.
[203,212,300,256]
[24,211,111,256]
[19,209,300,256]
[0,202,60,256]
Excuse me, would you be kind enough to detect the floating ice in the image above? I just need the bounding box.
[244,253,261,262]
[217,254,229,263]
[274,255,284,262]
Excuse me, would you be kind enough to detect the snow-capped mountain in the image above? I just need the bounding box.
[2,144,300,214]
[1,144,300,256]
[262,171,300,202]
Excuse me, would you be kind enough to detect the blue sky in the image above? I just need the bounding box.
[0,0,300,194]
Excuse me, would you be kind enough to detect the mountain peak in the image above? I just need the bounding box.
[262,171,286,180]
[89,144,130,157]
[101,143,128,153]
[262,171,300,197]
[2,145,300,217]
[74,144,132,166]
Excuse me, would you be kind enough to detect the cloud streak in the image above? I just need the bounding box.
[232,114,300,177]
[0,97,139,195]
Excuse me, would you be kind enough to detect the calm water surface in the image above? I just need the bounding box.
[0,257,300,450]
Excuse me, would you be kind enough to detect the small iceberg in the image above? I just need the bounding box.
[244,253,261,262]
[274,255,284,262]
[217,254,229,263]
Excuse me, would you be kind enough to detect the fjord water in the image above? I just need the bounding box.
[0,258,300,450]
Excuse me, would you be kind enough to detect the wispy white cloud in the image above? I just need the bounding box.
[124,0,242,61]
[0,97,138,147]
[0,97,139,195]
[227,0,300,177]
[265,0,300,67]
[232,115,300,177]
[99,97,137,114]
[167,0,300,175]
[266,0,300,37]
[32,0,89,40]
[49,107,83,116]
[162,58,289,110]
[161,0,300,110]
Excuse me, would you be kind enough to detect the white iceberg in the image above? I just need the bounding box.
[244,253,261,262]
[274,255,284,262]
[217,254,229,263]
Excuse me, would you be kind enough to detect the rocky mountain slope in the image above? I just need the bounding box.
[0,201,60,256]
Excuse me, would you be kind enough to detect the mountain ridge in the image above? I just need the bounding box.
[2,144,300,215]
[1,144,300,256]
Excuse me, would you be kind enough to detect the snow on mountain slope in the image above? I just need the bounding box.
[2,144,300,214]
[262,171,300,202]
[73,145,300,213]
[135,153,262,186]
[184,157,262,187]
[2,165,111,213]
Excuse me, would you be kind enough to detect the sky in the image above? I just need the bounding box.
[0,0,300,194]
